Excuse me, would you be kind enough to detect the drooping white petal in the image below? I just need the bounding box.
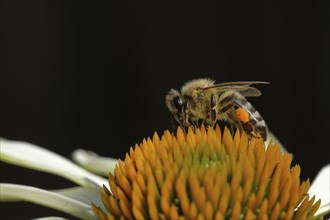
[309,164,330,218]
[53,186,105,210]
[32,217,70,220]
[0,138,107,188]
[72,149,117,176]
[0,183,97,220]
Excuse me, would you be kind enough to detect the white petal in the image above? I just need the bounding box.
[32,217,70,220]
[0,183,97,220]
[0,138,108,188]
[53,186,105,210]
[72,149,117,176]
[309,164,330,217]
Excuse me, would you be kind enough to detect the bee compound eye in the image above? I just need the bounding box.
[173,96,183,111]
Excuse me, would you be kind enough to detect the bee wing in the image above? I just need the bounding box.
[201,81,270,97]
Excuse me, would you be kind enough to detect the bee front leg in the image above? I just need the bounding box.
[169,114,178,132]
[169,113,188,134]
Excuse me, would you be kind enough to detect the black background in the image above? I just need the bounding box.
[1,1,329,219]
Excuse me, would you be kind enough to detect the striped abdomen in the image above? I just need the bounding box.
[218,91,268,141]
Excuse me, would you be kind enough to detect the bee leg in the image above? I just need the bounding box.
[170,114,184,134]
[219,91,267,141]
[210,109,217,128]
[229,123,236,135]
[210,94,217,127]
[183,101,191,129]
[169,113,187,134]
[169,114,176,132]
[221,108,248,137]
[197,118,204,127]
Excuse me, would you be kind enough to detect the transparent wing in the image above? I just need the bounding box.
[200,81,270,97]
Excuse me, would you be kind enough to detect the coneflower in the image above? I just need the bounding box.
[93,126,322,220]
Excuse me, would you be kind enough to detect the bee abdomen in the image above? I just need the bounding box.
[243,102,265,124]
[219,91,268,140]
[240,101,268,140]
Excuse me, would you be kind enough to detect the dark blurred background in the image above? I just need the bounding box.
[1,1,329,219]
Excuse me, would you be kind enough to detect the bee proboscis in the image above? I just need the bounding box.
[165,78,269,141]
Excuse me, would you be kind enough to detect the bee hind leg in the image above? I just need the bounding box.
[230,124,238,135]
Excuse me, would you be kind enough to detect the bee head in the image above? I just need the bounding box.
[165,89,188,125]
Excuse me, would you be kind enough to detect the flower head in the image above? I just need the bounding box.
[93,126,322,220]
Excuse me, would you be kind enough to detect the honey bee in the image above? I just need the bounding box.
[165,78,269,141]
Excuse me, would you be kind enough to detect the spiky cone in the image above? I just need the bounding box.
[92,125,322,220]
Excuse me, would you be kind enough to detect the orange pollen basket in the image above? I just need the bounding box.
[236,108,250,123]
